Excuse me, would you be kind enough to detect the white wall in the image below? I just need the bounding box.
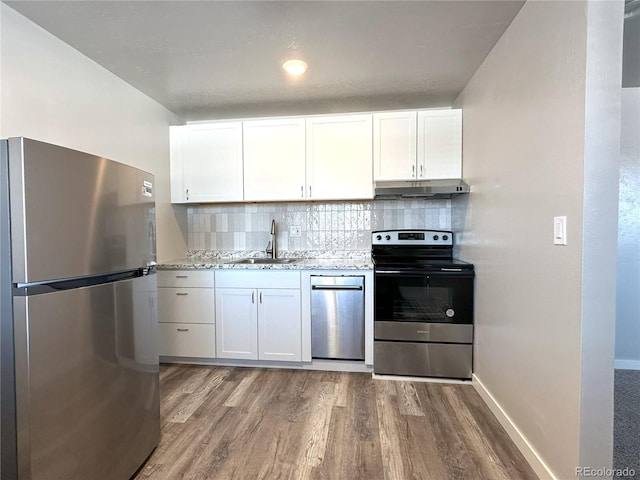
[616,87,640,368]
[453,1,623,479]
[0,4,187,261]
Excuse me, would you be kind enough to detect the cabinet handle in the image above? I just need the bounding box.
[419,164,423,177]
[301,185,304,198]
[259,292,263,304]
[176,293,188,296]
[186,188,189,200]
[309,185,312,198]
[177,328,189,332]
[252,291,255,304]
[175,275,188,278]
[412,165,415,178]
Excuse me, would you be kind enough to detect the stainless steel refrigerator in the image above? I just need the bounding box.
[1,138,160,480]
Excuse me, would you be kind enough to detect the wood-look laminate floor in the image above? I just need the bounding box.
[135,365,538,480]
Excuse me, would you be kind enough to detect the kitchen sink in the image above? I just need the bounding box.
[226,258,302,265]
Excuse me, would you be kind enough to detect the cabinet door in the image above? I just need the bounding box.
[306,114,373,200]
[417,110,462,179]
[169,126,187,203]
[258,289,302,362]
[215,288,258,359]
[243,118,306,201]
[373,111,417,181]
[182,122,244,202]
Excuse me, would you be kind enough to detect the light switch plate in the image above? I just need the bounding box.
[554,216,567,245]
[290,225,301,238]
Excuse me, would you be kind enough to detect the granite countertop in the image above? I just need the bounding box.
[158,250,373,271]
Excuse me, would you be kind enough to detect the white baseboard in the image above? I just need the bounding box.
[614,359,640,370]
[472,374,556,480]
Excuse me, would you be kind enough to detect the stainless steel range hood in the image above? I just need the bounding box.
[374,179,470,199]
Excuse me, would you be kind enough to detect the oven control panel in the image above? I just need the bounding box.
[372,230,453,246]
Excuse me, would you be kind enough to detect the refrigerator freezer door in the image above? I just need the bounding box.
[8,138,156,284]
[12,274,159,480]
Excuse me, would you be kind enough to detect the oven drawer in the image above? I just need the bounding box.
[375,321,472,343]
[374,341,472,379]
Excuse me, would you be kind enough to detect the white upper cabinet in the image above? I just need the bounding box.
[169,109,462,204]
[373,111,418,181]
[170,122,243,203]
[306,114,373,200]
[417,110,462,180]
[243,118,306,201]
[169,126,187,203]
[373,109,462,181]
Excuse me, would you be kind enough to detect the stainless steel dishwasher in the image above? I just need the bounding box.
[311,275,365,360]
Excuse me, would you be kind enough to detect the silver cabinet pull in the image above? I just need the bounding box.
[185,188,189,200]
[419,164,423,177]
[175,275,188,278]
[251,291,255,303]
[412,165,415,177]
[309,185,312,198]
[259,292,263,304]
[301,185,304,198]
[177,328,189,332]
[176,292,188,296]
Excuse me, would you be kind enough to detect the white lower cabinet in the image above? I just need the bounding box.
[158,323,216,358]
[257,289,302,362]
[215,288,258,360]
[215,271,302,362]
[157,270,216,358]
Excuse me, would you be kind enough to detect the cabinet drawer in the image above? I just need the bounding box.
[215,270,300,289]
[158,288,215,324]
[158,323,216,358]
[157,270,215,288]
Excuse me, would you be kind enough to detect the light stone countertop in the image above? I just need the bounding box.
[158,250,373,271]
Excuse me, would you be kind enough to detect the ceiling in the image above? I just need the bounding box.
[5,0,526,120]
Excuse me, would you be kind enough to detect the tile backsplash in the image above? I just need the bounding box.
[187,200,451,252]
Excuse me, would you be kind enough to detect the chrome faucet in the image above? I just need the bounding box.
[265,219,277,259]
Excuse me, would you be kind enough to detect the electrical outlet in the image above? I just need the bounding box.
[290,225,301,238]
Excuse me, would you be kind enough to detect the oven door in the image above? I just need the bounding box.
[374,268,474,325]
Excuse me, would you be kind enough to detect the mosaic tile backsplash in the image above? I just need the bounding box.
[187,200,451,252]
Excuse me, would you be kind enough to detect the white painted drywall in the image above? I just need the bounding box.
[578,2,623,472]
[616,87,640,368]
[0,4,187,262]
[453,1,623,478]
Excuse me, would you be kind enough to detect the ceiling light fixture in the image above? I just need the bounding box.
[283,59,308,76]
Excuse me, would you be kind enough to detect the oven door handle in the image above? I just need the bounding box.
[375,268,472,276]
[375,270,430,275]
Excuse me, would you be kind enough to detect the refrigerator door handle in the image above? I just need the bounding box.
[13,269,148,296]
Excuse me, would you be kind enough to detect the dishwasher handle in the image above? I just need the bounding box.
[311,284,363,291]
